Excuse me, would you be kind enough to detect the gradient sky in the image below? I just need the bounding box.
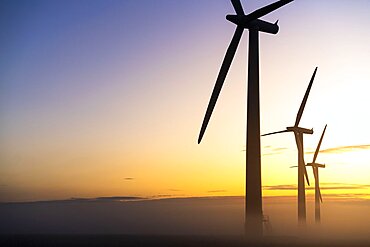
[1,0,370,202]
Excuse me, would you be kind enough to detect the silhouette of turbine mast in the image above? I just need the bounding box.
[307,124,327,224]
[197,0,293,237]
[262,67,318,226]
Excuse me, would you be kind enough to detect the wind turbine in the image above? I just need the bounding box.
[197,0,294,237]
[262,67,318,225]
[307,124,327,224]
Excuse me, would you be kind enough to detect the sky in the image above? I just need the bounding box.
[1,0,370,202]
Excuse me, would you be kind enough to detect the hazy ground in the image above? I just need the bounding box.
[1,235,370,247]
[1,196,369,246]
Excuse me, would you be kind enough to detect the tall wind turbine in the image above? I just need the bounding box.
[197,0,294,237]
[307,124,327,224]
[262,67,318,225]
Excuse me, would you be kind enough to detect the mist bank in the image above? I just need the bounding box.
[1,235,370,247]
[1,196,369,242]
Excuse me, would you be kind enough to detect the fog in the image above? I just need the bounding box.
[1,196,369,243]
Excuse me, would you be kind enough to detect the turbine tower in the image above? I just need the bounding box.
[307,124,327,224]
[197,0,294,237]
[262,67,318,226]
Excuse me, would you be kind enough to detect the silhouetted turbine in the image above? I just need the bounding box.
[262,67,318,226]
[197,0,293,237]
[307,124,327,224]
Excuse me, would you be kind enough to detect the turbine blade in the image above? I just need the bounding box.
[245,0,294,21]
[312,166,318,185]
[304,164,310,186]
[312,124,327,163]
[261,129,290,136]
[295,67,318,126]
[296,133,310,186]
[198,26,244,144]
[312,166,322,203]
[231,0,244,15]
[290,165,298,168]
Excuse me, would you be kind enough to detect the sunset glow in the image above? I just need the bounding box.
[1,0,369,204]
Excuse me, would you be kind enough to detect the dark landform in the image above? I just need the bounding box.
[0,235,369,247]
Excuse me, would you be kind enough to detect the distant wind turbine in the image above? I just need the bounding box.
[307,124,327,224]
[262,67,318,226]
[197,0,294,237]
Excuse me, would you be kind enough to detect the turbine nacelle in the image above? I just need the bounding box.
[226,15,279,34]
[307,163,326,168]
[286,126,313,135]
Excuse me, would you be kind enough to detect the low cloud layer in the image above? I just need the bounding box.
[263,183,370,191]
[262,146,288,156]
[95,196,143,201]
[260,144,370,156]
[150,194,178,198]
[2,196,145,204]
[207,190,227,193]
[306,144,370,154]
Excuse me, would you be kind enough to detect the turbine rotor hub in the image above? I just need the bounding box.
[287,126,313,135]
[226,15,279,34]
